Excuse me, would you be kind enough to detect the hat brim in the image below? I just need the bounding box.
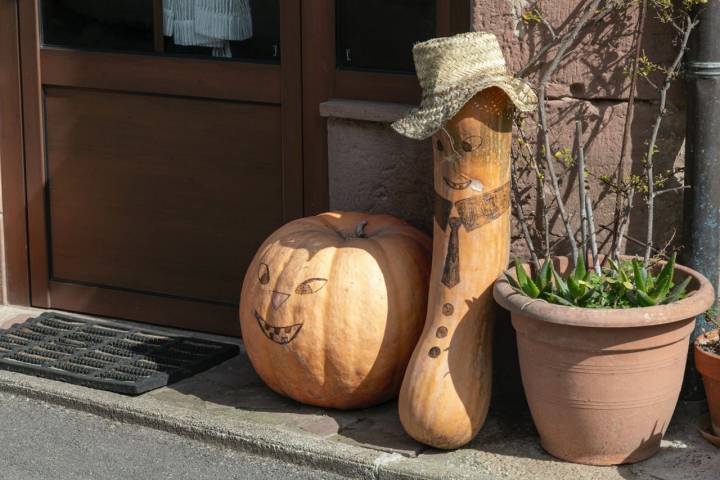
[391,75,537,140]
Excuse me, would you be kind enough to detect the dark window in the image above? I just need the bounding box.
[41,0,280,63]
[41,0,154,53]
[336,0,436,73]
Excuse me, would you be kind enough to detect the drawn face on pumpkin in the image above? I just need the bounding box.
[252,261,328,345]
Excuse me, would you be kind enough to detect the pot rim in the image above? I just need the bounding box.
[493,257,716,328]
[695,329,720,361]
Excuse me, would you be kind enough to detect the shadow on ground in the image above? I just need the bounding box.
[150,312,545,460]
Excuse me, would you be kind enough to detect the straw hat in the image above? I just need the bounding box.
[392,32,537,140]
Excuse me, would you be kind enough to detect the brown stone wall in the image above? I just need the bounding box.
[474,0,686,257]
[325,1,687,258]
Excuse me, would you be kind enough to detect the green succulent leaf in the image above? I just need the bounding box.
[567,275,585,300]
[551,264,569,296]
[651,253,676,302]
[661,275,691,305]
[635,289,657,307]
[537,258,552,291]
[632,258,647,292]
[545,293,575,307]
[515,258,540,298]
[504,272,520,290]
[573,251,588,282]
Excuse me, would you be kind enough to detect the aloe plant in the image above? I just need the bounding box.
[506,252,691,309]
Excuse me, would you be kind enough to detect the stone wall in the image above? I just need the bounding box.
[325,1,687,257]
[476,0,686,257]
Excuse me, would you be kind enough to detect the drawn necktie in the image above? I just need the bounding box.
[441,217,462,289]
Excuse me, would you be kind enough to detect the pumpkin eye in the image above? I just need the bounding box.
[258,263,270,285]
[295,278,327,295]
[461,136,483,152]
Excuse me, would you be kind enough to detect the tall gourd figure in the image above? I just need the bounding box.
[392,32,537,449]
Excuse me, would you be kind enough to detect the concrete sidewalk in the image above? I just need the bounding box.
[0,307,718,479]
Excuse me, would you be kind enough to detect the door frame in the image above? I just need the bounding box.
[0,0,30,306]
[0,0,305,336]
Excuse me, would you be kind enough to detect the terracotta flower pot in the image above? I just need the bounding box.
[695,330,720,437]
[493,258,715,465]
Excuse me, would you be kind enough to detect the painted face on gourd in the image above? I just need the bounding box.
[433,94,513,199]
[251,259,327,345]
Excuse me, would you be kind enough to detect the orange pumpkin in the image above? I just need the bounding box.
[239,211,432,409]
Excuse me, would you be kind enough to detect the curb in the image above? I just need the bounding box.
[0,369,441,480]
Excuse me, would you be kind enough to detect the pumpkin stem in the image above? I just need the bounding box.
[354,220,369,238]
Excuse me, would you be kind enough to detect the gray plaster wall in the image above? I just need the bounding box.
[327,118,434,234]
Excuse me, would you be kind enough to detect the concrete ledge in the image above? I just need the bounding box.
[320,99,414,123]
[0,369,393,479]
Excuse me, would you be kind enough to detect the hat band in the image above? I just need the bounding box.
[419,73,516,102]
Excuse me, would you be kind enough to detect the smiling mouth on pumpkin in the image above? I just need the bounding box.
[254,310,304,345]
[443,174,473,190]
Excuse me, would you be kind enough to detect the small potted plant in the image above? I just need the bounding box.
[694,311,720,444]
[492,0,716,465]
[494,254,714,464]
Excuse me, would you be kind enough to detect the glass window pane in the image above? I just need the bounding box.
[41,0,280,63]
[165,0,280,62]
[42,0,154,53]
[336,0,436,73]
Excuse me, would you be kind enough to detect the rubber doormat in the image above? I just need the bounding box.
[0,312,239,395]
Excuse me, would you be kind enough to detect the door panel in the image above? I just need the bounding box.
[41,48,282,103]
[19,0,302,336]
[46,88,283,304]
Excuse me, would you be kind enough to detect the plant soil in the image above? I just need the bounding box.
[699,339,720,356]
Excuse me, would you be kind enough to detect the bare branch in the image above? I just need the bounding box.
[614,185,635,259]
[575,121,589,263]
[599,224,669,259]
[643,12,697,265]
[511,159,541,269]
[516,119,551,255]
[653,185,690,198]
[586,195,601,273]
[517,3,618,78]
[534,0,605,264]
[610,0,647,260]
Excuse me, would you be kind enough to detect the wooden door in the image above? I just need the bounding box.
[19,0,302,336]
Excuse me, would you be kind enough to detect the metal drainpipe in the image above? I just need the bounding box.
[681,2,720,400]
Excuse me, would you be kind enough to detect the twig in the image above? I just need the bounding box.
[575,121,588,262]
[599,224,668,259]
[653,185,690,198]
[540,12,558,40]
[615,185,635,258]
[644,12,697,265]
[535,0,604,265]
[511,159,541,269]
[586,195,601,273]
[610,0,647,261]
[517,3,618,78]
[516,120,550,255]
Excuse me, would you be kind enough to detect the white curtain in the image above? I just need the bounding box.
[163,0,253,57]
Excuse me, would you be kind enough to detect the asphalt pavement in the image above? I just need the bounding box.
[0,391,347,480]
